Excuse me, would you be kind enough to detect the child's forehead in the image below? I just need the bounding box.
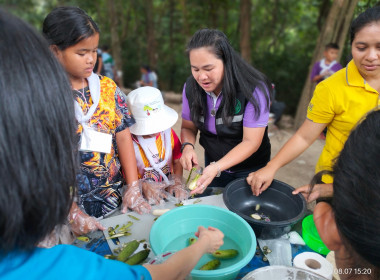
[69,33,99,51]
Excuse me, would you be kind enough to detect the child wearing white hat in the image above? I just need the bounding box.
[127,87,187,202]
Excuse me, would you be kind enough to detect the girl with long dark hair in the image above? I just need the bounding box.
[43,6,150,234]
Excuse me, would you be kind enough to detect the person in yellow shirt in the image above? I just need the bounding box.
[307,59,379,182]
[247,6,380,201]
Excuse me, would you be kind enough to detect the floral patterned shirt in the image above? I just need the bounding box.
[73,76,135,218]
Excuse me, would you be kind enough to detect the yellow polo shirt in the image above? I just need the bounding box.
[307,60,380,183]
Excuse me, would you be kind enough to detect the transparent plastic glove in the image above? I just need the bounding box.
[38,228,60,248]
[166,184,190,202]
[122,180,151,214]
[59,224,77,244]
[38,224,76,248]
[166,176,189,202]
[68,203,105,236]
[142,180,168,205]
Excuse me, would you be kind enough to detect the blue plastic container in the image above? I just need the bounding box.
[149,205,256,280]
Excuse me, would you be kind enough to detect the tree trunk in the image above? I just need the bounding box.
[107,0,124,88]
[120,0,132,40]
[145,0,157,69]
[336,2,357,56]
[180,0,190,39]
[239,0,252,63]
[293,0,359,129]
[267,0,286,51]
[316,0,331,31]
[168,0,175,89]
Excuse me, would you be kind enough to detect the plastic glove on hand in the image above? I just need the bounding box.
[68,204,105,235]
[166,183,189,201]
[122,180,151,214]
[142,180,168,205]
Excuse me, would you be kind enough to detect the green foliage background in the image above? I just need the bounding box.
[1,0,378,114]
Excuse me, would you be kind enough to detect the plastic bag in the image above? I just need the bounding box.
[122,180,151,214]
[258,238,292,266]
[281,231,306,246]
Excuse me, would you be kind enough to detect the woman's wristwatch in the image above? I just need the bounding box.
[180,142,194,153]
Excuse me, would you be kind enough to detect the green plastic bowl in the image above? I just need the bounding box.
[149,205,256,280]
[302,215,330,255]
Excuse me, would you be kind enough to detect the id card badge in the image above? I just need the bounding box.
[80,129,112,154]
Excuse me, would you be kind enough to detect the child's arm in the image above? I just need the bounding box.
[144,226,224,280]
[114,87,138,184]
[117,128,151,214]
[116,128,138,185]
[168,158,188,200]
[310,61,324,82]
[173,158,183,178]
[312,73,324,82]
[171,129,183,178]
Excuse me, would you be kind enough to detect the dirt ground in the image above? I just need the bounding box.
[163,91,325,191]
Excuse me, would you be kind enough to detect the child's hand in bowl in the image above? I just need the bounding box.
[195,226,224,254]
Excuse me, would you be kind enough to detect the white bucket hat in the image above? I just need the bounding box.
[127,86,178,135]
